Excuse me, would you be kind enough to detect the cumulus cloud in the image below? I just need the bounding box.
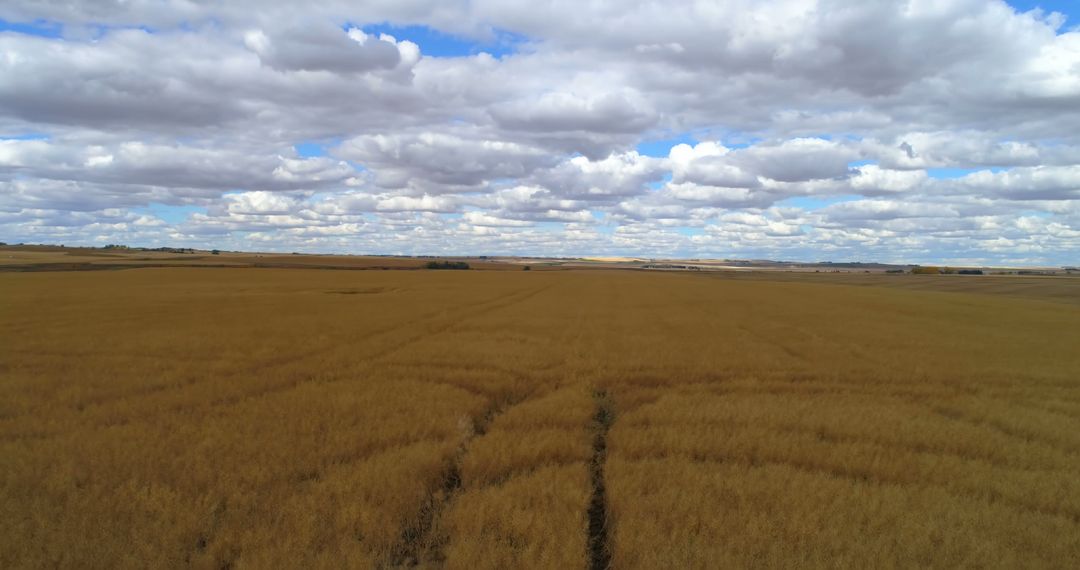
[848,165,927,195]
[490,90,658,134]
[727,138,859,183]
[243,24,418,75]
[334,129,554,191]
[529,151,666,200]
[668,138,860,188]
[870,132,1045,169]
[951,166,1080,201]
[820,199,958,223]
[670,142,759,188]
[1,0,1078,264]
[0,139,357,195]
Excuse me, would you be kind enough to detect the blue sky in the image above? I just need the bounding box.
[359,23,527,58]
[636,134,698,158]
[133,204,206,223]
[0,18,62,37]
[0,133,49,140]
[1007,0,1078,23]
[295,142,332,158]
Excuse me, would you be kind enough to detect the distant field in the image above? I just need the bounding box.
[2,265,1079,568]
[0,245,518,272]
[705,270,1080,306]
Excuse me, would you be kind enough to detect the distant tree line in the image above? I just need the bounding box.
[143,247,198,254]
[425,260,470,270]
[642,264,701,271]
[100,244,215,254]
[912,266,984,275]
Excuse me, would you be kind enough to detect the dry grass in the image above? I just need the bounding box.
[1,266,1079,568]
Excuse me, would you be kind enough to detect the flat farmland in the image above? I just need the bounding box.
[2,267,1079,568]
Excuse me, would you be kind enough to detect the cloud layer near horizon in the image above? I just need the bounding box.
[1,1,1079,264]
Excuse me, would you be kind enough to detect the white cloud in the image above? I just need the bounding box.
[334,130,553,191]
[529,151,666,200]
[461,211,533,226]
[848,165,927,195]
[727,138,858,183]
[490,90,658,134]
[1,0,1078,264]
[952,166,1080,200]
[242,24,418,75]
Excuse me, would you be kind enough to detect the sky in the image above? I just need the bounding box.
[1,1,1079,265]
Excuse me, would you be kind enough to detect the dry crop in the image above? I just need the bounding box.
[2,266,1079,568]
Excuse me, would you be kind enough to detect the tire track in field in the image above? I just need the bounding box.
[384,391,536,568]
[588,389,615,570]
[172,285,551,412]
[735,323,810,363]
[110,286,531,405]
[188,286,548,411]
[620,448,1080,525]
[21,285,549,437]
[1006,398,1080,422]
[361,284,553,364]
[185,498,228,567]
[922,402,1080,455]
[6,288,522,426]
[675,285,884,369]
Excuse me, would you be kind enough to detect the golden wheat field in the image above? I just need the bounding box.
[2,264,1080,569]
